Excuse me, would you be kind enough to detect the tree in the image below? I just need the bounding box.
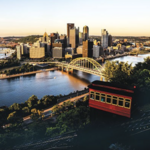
[102,61,133,84]
[30,108,44,121]
[27,95,38,108]
[22,107,30,115]
[7,111,23,124]
[9,103,21,111]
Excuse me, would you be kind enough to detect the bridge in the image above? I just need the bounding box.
[27,57,105,80]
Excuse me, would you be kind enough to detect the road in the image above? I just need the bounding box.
[23,92,89,124]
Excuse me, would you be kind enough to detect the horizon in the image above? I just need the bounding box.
[0,0,150,37]
[1,35,150,38]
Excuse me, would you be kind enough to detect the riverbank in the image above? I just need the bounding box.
[96,52,129,62]
[0,67,56,80]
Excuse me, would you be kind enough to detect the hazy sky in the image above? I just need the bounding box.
[0,0,150,36]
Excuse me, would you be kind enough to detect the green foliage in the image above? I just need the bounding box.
[7,111,23,124]
[103,56,150,95]
[103,61,133,83]
[46,106,90,136]
[30,108,44,121]
[0,95,90,149]
[0,59,20,70]
[9,103,21,111]
[56,106,90,130]
[46,127,60,136]
[13,35,41,44]
[2,63,37,75]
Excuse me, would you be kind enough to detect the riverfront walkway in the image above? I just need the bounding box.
[0,68,56,80]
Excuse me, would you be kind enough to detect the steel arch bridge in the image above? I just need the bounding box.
[65,57,104,77]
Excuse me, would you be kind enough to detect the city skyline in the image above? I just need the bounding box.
[0,0,150,37]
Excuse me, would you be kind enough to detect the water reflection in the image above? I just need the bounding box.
[0,70,98,106]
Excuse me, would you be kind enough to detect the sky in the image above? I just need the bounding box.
[0,0,150,37]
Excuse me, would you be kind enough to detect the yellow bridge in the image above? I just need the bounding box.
[28,57,105,80]
[56,57,105,80]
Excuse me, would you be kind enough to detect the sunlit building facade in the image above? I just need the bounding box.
[101,29,108,48]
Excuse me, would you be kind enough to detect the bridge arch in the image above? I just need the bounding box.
[68,57,103,74]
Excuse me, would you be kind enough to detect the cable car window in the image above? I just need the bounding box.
[118,97,124,106]
[118,100,123,106]
[96,93,100,101]
[101,94,105,102]
[125,99,130,108]
[112,96,117,105]
[106,95,111,103]
[90,91,95,100]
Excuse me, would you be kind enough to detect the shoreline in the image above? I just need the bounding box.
[0,68,56,80]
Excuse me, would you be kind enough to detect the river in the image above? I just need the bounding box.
[0,53,150,107]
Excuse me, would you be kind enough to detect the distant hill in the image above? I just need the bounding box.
[12,35,43,44]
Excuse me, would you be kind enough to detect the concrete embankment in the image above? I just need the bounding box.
[0,68,56,80]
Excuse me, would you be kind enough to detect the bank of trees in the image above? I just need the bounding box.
[13,35,41,44]
[0,59,20,70]
[2,63,37,75]
[0,95,89,150]
[0,95,57,128]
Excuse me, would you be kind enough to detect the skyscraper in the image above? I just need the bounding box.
[50,33,57,44]
[108,35,112,47]
[39,32,50,43]
[93,45,101,58]
[79,32,83,44]
[82,40,93,57]
[16,45,21,60]
[101,29,108,48]
[83,26,89,41]
[67,23,74,38]
[69,27,79,49]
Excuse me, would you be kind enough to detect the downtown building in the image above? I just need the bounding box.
[69,27,79,50]
[83,26,89,41]
[93,45,101,58]
[52,47,65,58]
[82,40,93,57]
[79,32,83,44]
[101,29,109,48]
[39,32,51,56]
[108,35,113,47]
[67,23,74,38]
[30,46,45,59]
[16,45,22,60]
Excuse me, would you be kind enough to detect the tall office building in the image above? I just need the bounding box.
[83,26,89,41]
[77,46,83,54]
[16,45,21,60]
[79,32,83,44]
[50,33,57,44]
[67,23,74,38]
[93,45,101,58]
[82,40,93,57]
[108,35,112,47]
[52,47,65,58]
[39,32,50,43]
[69,27,79,49]
[101,29,108,48]
[18,43,30,55]
[59,34,67,48]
